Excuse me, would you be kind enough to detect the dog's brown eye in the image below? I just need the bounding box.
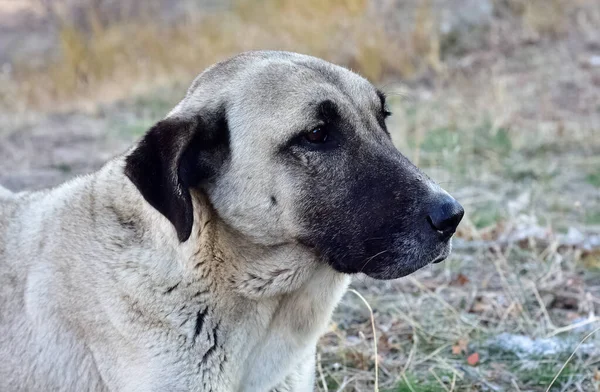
[304,128,328,144]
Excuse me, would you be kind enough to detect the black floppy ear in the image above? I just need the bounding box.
[124,111,229,242]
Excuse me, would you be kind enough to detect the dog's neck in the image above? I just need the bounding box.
[183,190,330,299]
[96,161,342,304]
[49,161,351,390]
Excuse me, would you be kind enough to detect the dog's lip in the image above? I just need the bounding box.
[432,254,447,264]
[431,245,451,264]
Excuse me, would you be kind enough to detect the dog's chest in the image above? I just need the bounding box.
[230,271,350,390]
[171,276,347,390]
[143,300,311,391]
[109,265,349,391]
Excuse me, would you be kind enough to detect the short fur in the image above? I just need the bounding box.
[0,51,462,391]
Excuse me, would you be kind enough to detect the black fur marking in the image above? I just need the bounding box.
[247,272,260,281]
[108,237,124,249]
[219,354,227,373]
[376,89,386,110]
[200,324,219,364]
[193,308,208,339]
[104,204,143,248]
[107,204,137,232]
[164,282,180,294]
[124,109,229,243]
[290,129,452,280]
[375,89,391,133]
[270,196,277,205]
[179,318,190,328]
[193,290,209,298]
[316,100,340,122]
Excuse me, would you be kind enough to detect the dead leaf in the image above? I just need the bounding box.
[452,338,469,355]
[467,352,480,366]
[469,297,491,314]
[454,273,470,286]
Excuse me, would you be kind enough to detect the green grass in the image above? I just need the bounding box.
[51,163,73,173]
[586,172,600,188]
[395,373,443,392]
[510,361,580,390]
[585,210,600,225]
[132,94,177,118]
[111,93,180,139]
[117,120,153,138]
[414,121,512,158]
[470,202,504,229]
[404,118,514,183]
[418,126,460,154]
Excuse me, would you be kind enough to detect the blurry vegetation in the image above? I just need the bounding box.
[2,0,599,390]
[587,172,600,188]
[10,0,447,108]
[502,0,568,37]
[5,0,583,110]
[3,0,585,110]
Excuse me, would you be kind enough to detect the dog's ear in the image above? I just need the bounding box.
[124,110,229,242]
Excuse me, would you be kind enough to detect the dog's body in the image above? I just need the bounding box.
[0,167,348,391]
[0,51,463,391]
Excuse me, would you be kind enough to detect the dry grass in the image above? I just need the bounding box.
[314,86,600,390]
[503,0,568,37]
[5,0,445,110]
[2,0,600,390]
[6,0,582,111]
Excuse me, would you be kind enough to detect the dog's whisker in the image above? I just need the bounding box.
[359,250,391,273]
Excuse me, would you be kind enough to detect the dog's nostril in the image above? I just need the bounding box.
[427,195,465,236]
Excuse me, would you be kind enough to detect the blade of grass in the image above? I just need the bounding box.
[545,326,600,392]
[347,289,379,392]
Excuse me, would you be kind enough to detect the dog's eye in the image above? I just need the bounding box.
[304,127,328,144]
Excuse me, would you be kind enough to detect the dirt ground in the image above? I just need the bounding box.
[1,0,600,391]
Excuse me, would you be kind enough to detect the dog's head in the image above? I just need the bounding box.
[125,51,463,280]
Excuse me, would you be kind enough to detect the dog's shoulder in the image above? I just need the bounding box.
[0,161,142,391]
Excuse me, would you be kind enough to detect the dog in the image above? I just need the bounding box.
[0,51,464,391]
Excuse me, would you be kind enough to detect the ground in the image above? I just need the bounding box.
[1,0,599,391]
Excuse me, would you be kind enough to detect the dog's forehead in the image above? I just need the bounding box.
[169,52,383,151]
[174,52,379,117]
[225,64,375,147]
[232,56,381,132]
[239,56,378,108]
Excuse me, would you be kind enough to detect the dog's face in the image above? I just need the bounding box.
[125,51,463,280]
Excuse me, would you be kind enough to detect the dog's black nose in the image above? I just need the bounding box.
[427,194,464,237]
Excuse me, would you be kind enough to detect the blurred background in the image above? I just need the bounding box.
[1,0,599,390]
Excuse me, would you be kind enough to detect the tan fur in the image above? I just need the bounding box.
[0,157,349,391]
[0,51,459,391]
[0,52,359,392]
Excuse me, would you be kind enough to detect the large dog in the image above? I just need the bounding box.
[0,51,463,391]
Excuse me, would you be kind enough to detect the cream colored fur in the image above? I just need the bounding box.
[1,51,366,391]
[1,50,460,392]
[0,161,349,391]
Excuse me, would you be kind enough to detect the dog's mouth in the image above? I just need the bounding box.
[430,239,452,264]
[320,241,454,280]
[298,226,456,280]
[432,254,447,264]
[371,238,454,279]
